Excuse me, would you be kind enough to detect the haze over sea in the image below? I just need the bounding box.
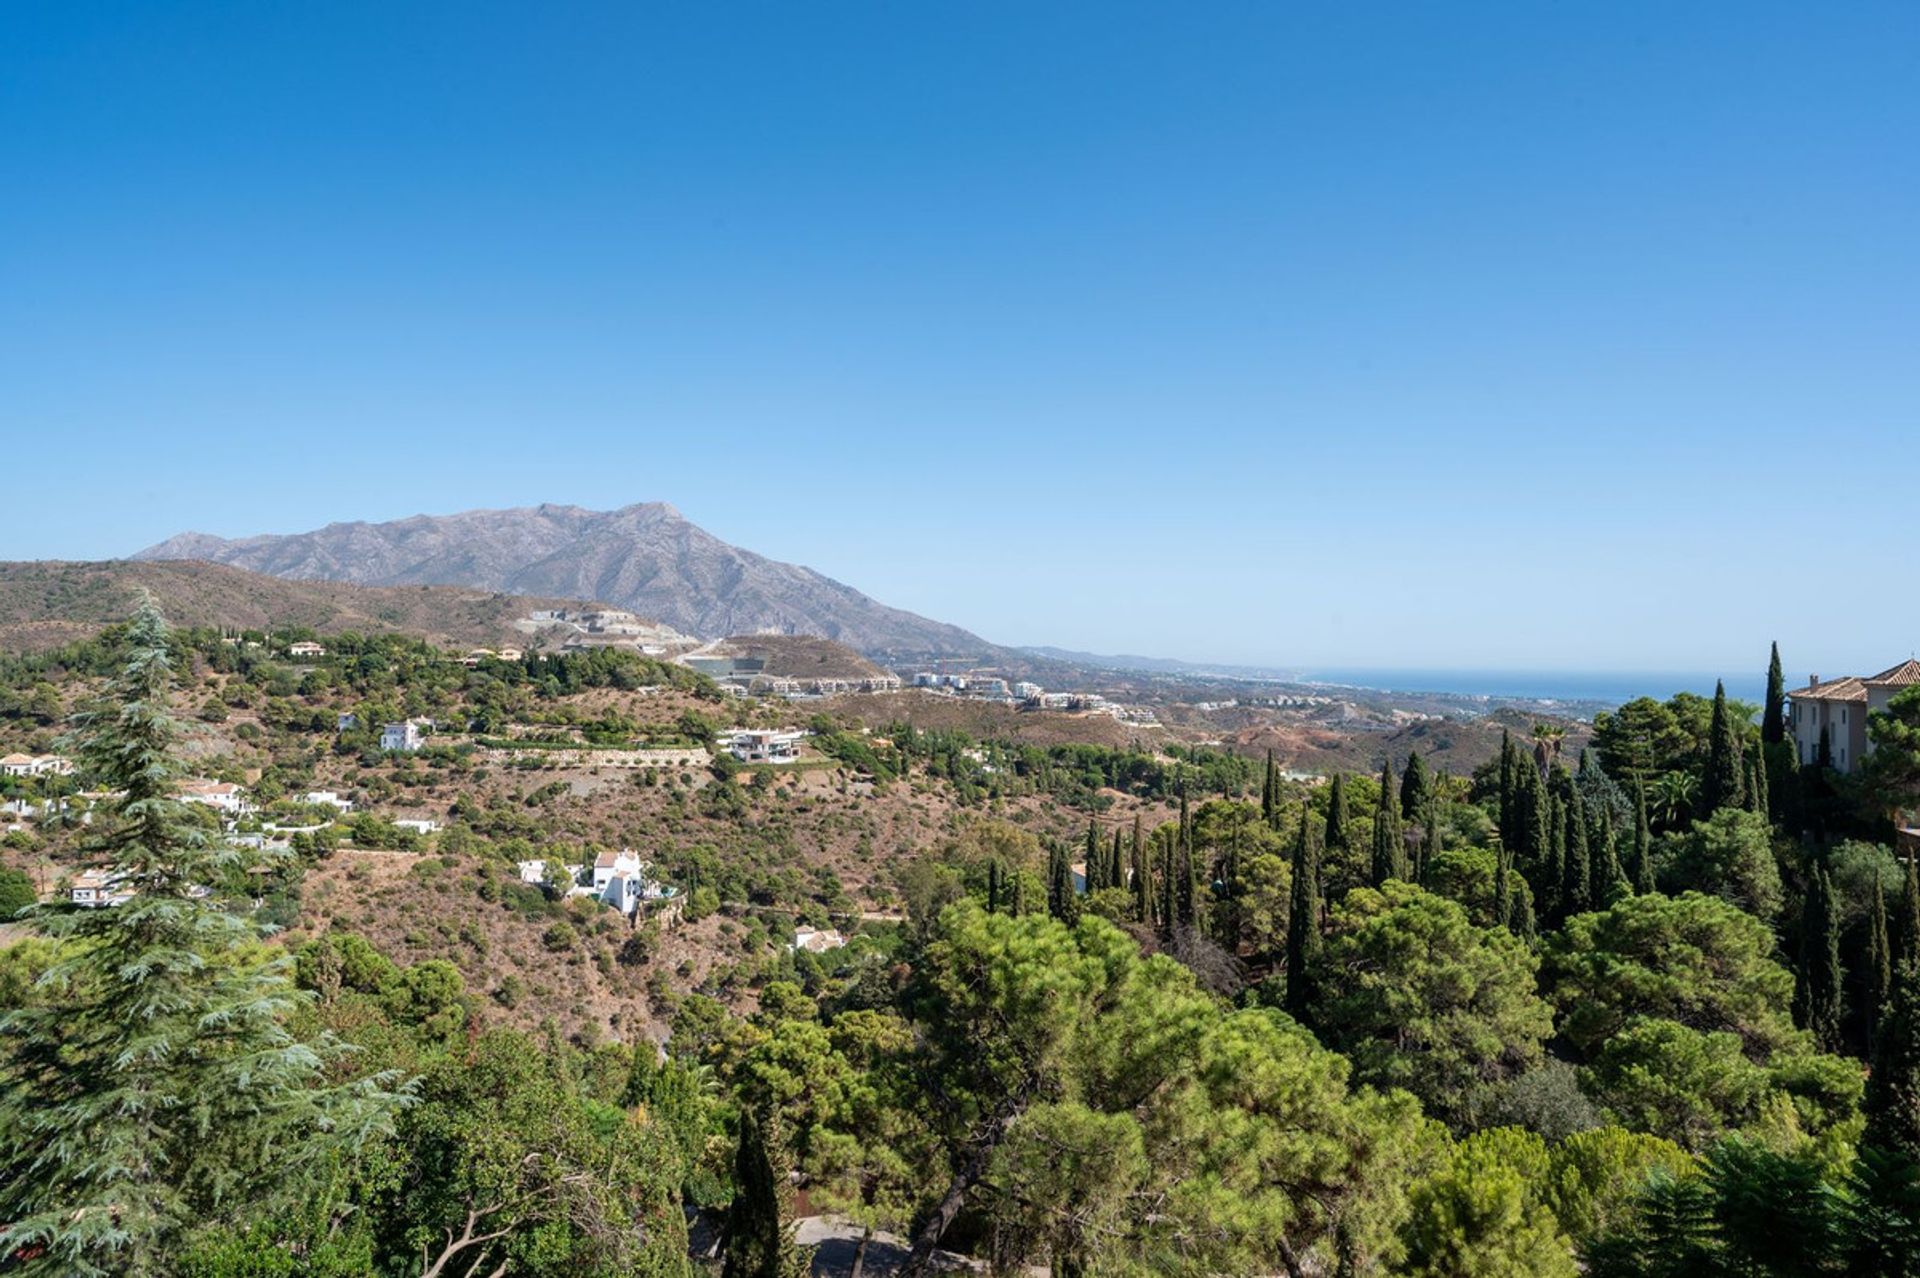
[1300,669,1772,708]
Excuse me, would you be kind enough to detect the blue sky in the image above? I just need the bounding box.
[2,2,1915,673]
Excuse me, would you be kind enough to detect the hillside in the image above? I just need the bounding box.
[0,560,595,651]
[704,634,885,680]
[136,501,997,658]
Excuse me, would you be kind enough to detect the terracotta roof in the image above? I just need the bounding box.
[0,753,35,766]
[1867,659,1920,688]
[1791,677,1867,704]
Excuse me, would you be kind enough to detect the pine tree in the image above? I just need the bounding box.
[1703,679,1746,816]
[1370,758,1406,885]
[1631,779,1655,894]
[1796,861,1845,1051]
[1284,810,1322,1022]
[1400,752,1431,826]
[0,601,402,1274]
[1325,772,1350,858]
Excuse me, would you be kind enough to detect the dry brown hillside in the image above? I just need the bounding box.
[709,635,885,680]
[0,560,598,651]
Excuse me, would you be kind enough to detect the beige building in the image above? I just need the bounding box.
[1788,658,1920,773]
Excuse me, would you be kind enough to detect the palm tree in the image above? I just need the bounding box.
[1531,722,1566,776]
[1652,770,1697,828]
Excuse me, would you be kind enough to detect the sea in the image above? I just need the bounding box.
[1297,669,1769,708]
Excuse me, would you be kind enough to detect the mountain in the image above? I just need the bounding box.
[0,560,594,652]
[135,502,995,657]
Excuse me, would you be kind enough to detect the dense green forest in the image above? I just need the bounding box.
[5,614,1920,1276]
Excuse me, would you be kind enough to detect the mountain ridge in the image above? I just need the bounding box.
[135,502,997,657]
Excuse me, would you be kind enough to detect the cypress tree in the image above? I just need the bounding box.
[987,859,1001,914]
[1591,803,1623,904]
[1631,779,1655,894]
[1762,643,1790,824]
[1763,641,1787,745]
[1370,758,1405,885]
[1216,818,1242,949]
[1159,829,1176,938]
[1285,811,1322,1021]
[1493,843,1512,932]
[1562,788,1592,917]
[1864,858,1920,1158]
[1176,833,1196,929]
[1543,789,1566,923]
[1749,751,1769,818]
[1420,797,1441,885]
[1262,750,1280,829]
[1512,877,1537,943]
[1130,820,1150,923]
[1084,819,1103,893]
[1498,730,1516,849]
[1796,861,1844,1051]
[1703,679,1746,816]
[1870,873,1893,1048]
[0,601,403,1273]
[1400,752,1431,825]
[1109,828,1125,897]
[723,1107,799,1278]
[1325,773,1349,858]
[1047,842,1078,924]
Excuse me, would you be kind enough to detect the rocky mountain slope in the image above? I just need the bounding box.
[136,502,993,657]
[0,560,591,651]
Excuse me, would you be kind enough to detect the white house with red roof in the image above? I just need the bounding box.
[1789,658,1920,773]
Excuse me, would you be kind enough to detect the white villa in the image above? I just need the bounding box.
[1789,659,1920,774]
[70,868,133,909]
[287,640,327,658]
[0,753,73,778]
[792,925,848,954]
[587,848,677,917]
[725,728,805,763]
[179,779,250,816]
[380,720,428,752]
